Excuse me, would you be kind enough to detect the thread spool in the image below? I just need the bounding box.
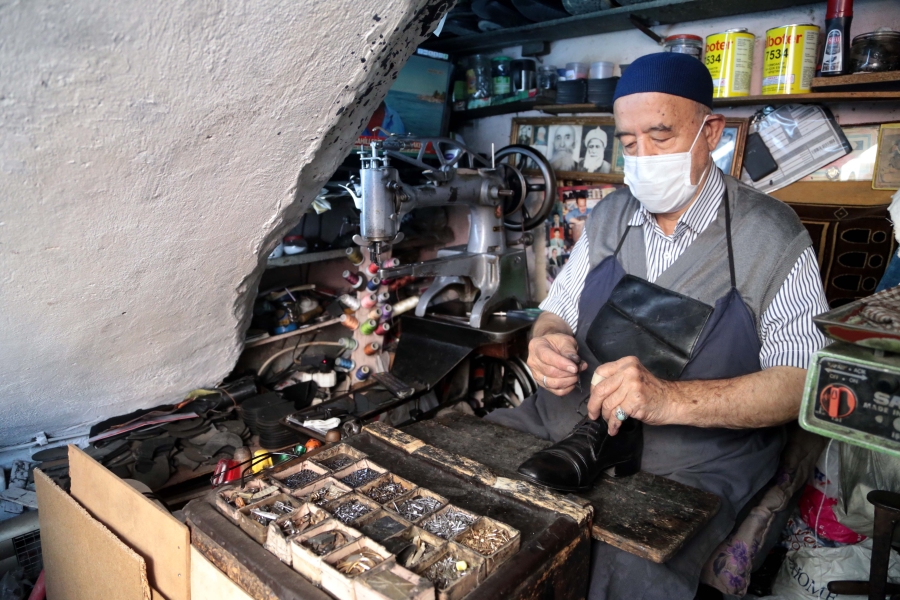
[368,307,382,321]
[360,319,378,335]
[361,293,377,309]
[364,342,381,355]
[367,263,380,275]
[340,314,359,330]
[335,357,354,371]
[393,295,420,316]
[339,294,360,311]
[338,337,358,351]
[367,277,381,291]
[342,270,365,289]
[356,366,372,381]
[383,258,400,268]
[345,246,364,266]
[380,304,393,321]
[375,322,391,336]
[377,291,390,304]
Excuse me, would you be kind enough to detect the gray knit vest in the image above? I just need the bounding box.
[585,175,812,328]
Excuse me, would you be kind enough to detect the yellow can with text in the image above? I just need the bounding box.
[762,24,820,95]
[705,29,755,98]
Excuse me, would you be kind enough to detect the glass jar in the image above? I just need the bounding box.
[537,64,559,90]
[849,28,900,73]
[663,34,704,60]
[466,54,491,99]
[491,56,512,98]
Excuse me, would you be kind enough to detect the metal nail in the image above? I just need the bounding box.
[458,525,510,555]
[332,499,373,524]
[422,509,475,539]
[319,454,356,470]
[282,469,322,489]
[336,549,383,575]
[339,468,381,488]
[394,496,442,521]
[364,480,406,504]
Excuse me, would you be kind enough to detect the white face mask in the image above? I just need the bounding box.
[623,117,709,215]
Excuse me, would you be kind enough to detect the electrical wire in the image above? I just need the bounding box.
[813,438,835,549]
[256,342,344,378]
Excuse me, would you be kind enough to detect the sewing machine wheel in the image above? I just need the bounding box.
[495,144,557,231]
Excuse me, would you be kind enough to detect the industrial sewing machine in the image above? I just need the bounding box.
[352,136,556,329]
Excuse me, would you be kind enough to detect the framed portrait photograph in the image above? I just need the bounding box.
[610,117,748,178]
[511,117,623,184]
[874,123,900,190]
[710,118,748,178]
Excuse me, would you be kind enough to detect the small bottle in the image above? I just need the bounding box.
[821,0,853,76]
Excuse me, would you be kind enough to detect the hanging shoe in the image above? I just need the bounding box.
[516,417,642,492]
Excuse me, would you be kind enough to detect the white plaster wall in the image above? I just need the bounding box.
[458,0,900,153]
[0,0,451,445]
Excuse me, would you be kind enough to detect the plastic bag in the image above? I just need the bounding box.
[772,539,900,600]
[836,443,900,540]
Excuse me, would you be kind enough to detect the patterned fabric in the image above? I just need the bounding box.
[540,166,830,369]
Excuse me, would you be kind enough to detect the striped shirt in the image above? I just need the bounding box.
[541,166,830,369]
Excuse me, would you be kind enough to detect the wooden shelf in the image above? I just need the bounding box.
[423,0,821,55]
[812,71,900,89]
[530,92,900,116]
[450,94,557,126]
[266,248,346,269]
[243,317,342,349]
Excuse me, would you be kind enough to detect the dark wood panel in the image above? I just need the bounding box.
[404,412,721,563]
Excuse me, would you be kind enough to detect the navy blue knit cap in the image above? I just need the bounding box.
[613,52,713,109]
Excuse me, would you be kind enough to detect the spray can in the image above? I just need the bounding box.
[762,24,820,95]
[705,29,755,98]
[821,0,853,76]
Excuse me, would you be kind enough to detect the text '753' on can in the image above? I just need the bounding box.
[705,29,755,98]
[762,24,819,95]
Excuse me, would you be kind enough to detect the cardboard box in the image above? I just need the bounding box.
[320,537,393,600]
[264,502,329,564]
[291,519,361,584]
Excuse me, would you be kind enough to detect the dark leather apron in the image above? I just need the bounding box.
[487,191,786,599]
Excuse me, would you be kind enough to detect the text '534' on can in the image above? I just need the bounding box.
[762,24,820,95]
[705,29,755,98]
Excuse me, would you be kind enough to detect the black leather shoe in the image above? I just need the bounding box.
[516,418,643,492]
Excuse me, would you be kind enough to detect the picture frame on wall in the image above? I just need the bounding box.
[511,116,623,184]
[711,118,749,178]
[801,124,880,182]
[610,117,749,179]
[874,123,900,190]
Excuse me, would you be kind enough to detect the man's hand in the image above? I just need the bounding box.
[588,356,674,435]
[528,334,588,396]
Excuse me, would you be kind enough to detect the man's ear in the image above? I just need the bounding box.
[704,113,726,152]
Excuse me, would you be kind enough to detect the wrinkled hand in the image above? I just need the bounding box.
[588,356,674,435]
[527,334,588,396]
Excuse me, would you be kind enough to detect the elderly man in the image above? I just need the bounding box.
[551,124,578,171]
[580,127,612,173]
[487,52,829,599]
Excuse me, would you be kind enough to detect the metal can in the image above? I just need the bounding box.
[663,34,704,60]
[762,24,820,95]
[705,29,755,98]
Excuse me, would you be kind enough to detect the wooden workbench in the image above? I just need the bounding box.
[186,421,594,600]
[403,412,721,563]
